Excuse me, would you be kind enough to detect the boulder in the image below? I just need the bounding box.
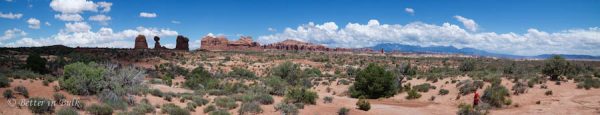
[134,35,148,49]
[175,35,189,50]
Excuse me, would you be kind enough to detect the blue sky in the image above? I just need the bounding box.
[1,0,599,56]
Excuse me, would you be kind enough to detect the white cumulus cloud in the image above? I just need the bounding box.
[1,28,27,42]
[27,18,41,29]
[54,13,84,21]
[89,14,111,25]
[50,0,98,14]
[139,12,157,18]
[0,12,23,19]
[454,15,478,31]
[65,22,91,33]
[97,1,112,13]
[258,19,600,56]
[405,8,414,15]
[4,26,179,48]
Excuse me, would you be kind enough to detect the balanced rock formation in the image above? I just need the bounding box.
[134,35,148,49]
[153,36,167,50]
[175,35,189,50]
[200,36,261,51]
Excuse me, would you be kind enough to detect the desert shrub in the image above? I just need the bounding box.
[228,67,257,79]
[3,89,14,99]
[337,79,350,85]
[459,59,476,72]
[53,93,66,103]
[263,76,288,96]
[456,103,483,115]
[70,99,86,110]
[481,83,510,108]
[576,76,600,90]
[323,96,334,103]
[305,67,322,77]
[57,107,78,115]
[131,102,154,115]
[284,87,318,104]
[545,90,553,95]
[274,103,299,115]
[542,55,570,81]
[338,107,350,115]
[209,109,231,115]
[0,75,9,87]
[161,103,190,115]
[356,97,371,111]
[87,104,113,115]
[413,83,435,92]
[14,85,29,98]
[456,80,484,95]
[186,102,197,112]
[150,89,163,97]
[215,97,238,110]
[60,62,105,95]
[439,89,450,95]
[400,63,418,76]
[406,89,422,99]
[204,105,217,113]
[184,66,219,90]
[256,93,274,105]
[271,61,306,86]
[238,102,263,115]
[511,81,528,95]
[28,97,55,114]
[192,96,209,106]
[207,89,227,96]
[349,63,398,99]
[26,53,49,74]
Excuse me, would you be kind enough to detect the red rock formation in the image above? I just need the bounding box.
[153,36,167,50]
[134,35,148,49]
[200,36,261,51]
[175,35,189,50]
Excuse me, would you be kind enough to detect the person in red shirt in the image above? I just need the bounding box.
[473,92,480,106]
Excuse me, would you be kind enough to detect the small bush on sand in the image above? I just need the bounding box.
[349,63,398,99]
[439,89,450,95]
[87,104,113,115]
[203,105,216,113]
[209,109,231,115]
[215,97,238,110]
[323,96,334,103]
[456,80,484,95]
[481,83,510,108]
[406,89,422,100]
[28,97,55,114]
[274,103,299,115]
[356,97,371,111]
[413,83,435,92]
[161,103,189,115]
[3,89,14,99]
[284,87,318,104]
[238,102,263,115]
[338,107,350,115]
[53,93,66,104]
[56,107,78,115]
[14,85,29,98]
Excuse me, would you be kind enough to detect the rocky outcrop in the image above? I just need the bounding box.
[175,35,189,50]
[200,36,261,51]
[134,35,148,49]
[153,36,167,50]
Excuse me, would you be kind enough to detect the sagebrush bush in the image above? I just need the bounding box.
[482,83,510,108]
[204,105,217,113]
[186,102,197,112]
[3,89,13,99]
[215,97,238,110]
[284,87,318,104]
[150,89,163,97]
[56,107,78,115]
[228,67,257,79]
[413,83,434,92]
[209,109,231,115]
[161,103,190,115]
[53,93,66,104]
[263,76,288,96]
[274,103,299,115]
[406,89,422,100]
[456,80,484,95]
[438,89,449,95]
[576,76,600,90]
[456,103,483,115]
[337,107,350,115]
[356,97,370,111]
[28,97,55,114]
[323,96,334,103]
[14,85,29,98]
[257,93,274,105]
[192,96,209,106]
[87,104,113,115]
[349,63,398,99]
[131,102,154,115]
[238,102,263,115]
[511,81,528,95]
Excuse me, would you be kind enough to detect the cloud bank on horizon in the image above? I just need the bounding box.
[258,18,600,56]
[0,0,599,56]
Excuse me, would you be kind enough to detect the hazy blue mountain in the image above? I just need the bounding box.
[371,43,600,60]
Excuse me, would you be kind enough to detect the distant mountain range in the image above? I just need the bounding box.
[371,43,600,60]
